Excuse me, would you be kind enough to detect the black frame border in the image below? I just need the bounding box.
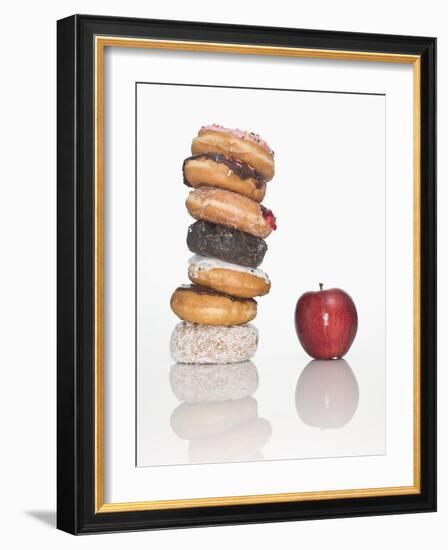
[57,14,436,535]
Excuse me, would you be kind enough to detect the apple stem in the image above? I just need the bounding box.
[319,283,323,291]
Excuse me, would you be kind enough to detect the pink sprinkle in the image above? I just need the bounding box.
[199,125,273,155]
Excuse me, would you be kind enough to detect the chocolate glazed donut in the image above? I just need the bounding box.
[187,221,268,268]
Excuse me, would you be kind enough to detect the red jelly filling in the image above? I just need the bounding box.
[261,206,277,231]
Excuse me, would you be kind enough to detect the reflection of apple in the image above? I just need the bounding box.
[295,359,359,429]
[295,284,358,359]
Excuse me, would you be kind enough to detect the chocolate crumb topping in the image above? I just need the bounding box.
[183,153,266,189]
[187,221,268,268]
[176,284,256,304]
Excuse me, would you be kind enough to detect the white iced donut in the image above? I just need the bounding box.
[188,255,270,298]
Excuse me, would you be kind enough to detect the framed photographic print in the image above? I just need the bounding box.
[57,14,436,534]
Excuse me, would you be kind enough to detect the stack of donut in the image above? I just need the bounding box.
[170,124,277,364]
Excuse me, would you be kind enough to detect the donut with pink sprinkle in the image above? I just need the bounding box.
[191,124,275,182]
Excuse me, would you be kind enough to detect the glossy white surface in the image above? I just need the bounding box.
[134,69,387,468]
[137,354,383,467]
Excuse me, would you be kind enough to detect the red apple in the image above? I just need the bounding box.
[295,284,358,359]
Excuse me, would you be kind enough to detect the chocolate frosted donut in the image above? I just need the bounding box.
[187,220,267,268]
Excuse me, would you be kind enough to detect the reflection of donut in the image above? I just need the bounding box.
[188,417,272,463]
[191,125,275,181]
[188,255,270,298]
[170,323,258,364]
[183,153,266,202]
[170,361,258,402]
[187,221,267,268]
[170,285,257,326]
[170,396,257,439]
[186,186,276,239]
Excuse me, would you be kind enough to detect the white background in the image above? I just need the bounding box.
[136,83,387,468]
[0,0,444,548]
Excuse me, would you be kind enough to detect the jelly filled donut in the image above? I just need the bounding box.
[188,255,270,298]
[187,221,267,268]
[191,125,275,181]
[183,153,266,202]
[186,186,277,239]
[170,324,258,364]
[170,284,257,326]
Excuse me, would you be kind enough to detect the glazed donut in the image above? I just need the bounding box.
[188,255,270,298]
[170,285,257,326]
[169,361,259,401]
[191,125,275,181]
[186,186,277,239]
[170,323,258,364]
[183,153,266,202]
[187,220,267,268]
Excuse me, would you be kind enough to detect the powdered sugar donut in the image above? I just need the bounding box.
[191,125,275,181]
[169,322,258,364]
[186,186,277,239]
[183,153,267,202]
[188,255,270,298]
